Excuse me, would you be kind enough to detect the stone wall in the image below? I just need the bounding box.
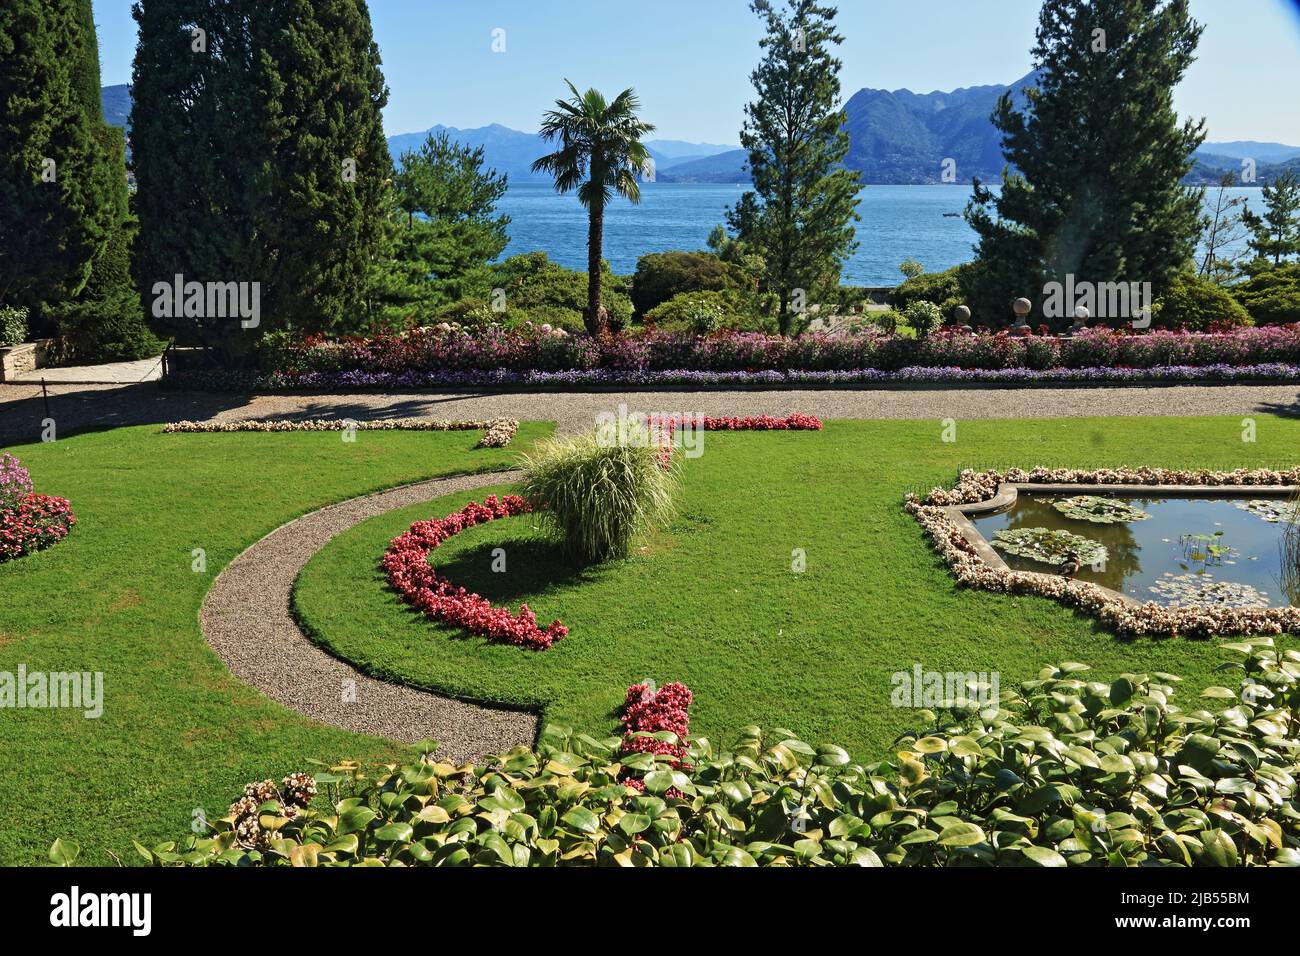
[0,340,53,382]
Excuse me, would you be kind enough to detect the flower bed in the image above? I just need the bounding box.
[261,325,1300,374]
[162,417,519,448]
[0,453,76,563]
[383,494,568,651]
[649,413,823,431]
[619,681,694,785]
[907,466,1300,637]
[165,362,1300,392]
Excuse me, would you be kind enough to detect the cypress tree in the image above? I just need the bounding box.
[0,0,112,330]
[965,0,1206,324]
[131,0,392,353]
[727,0,861,335]
[54,0,162,361]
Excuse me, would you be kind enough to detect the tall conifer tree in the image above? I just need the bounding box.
[728,0,860,335]
[966,0,1206,322]
[131,0,392,350]
[55,0,161,360]
[0,0,112,328]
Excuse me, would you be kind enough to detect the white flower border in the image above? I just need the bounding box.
[906,466,1300,637]
[162,417,519,448]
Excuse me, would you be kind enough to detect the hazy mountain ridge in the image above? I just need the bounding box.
[101,82,1297,186]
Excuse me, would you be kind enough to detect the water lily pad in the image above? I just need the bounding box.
[1051,495,1151,524]
[1147,573,1272,609]
[992,528,1107,566]
[1234,499,1300,524]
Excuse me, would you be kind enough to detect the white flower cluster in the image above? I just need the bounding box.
[906,467,1300,638]
[162,417,519,448]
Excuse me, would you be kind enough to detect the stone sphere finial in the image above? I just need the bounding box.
[1074,305,1090,321]
[952,304,971,323]
[1013,298,1032,318]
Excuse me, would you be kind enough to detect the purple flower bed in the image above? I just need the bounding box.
[160,325,1300,390]
[166,362,1300,391]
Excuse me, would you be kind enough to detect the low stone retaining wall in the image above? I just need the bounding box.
[0,340,54,382]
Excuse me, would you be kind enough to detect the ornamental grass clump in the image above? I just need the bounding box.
[518,424,678,563]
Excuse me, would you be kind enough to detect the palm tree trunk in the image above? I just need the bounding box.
[586,200,606,337]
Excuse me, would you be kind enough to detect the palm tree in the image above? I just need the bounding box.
[532,82,655,337]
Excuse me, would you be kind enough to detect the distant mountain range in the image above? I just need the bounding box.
[385,122,739,181]
[101,82,1299,186]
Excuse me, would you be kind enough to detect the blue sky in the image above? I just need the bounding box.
[92,0,1300,144]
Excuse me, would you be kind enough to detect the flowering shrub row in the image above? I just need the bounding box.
[0,453,75,563]
[649,413,823,432]
[383,494,568,651]
[248,324,1300,377]
[908,467,1300,637]
[166,362,1300,392]
[162,417,519,448]
[111,641,1300,866]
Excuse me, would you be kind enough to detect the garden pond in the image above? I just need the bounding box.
[972,494,1300,609]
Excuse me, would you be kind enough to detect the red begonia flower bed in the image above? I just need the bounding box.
[382,494,568,651]
[619,681,694,794]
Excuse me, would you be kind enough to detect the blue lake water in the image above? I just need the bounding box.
[495,183,1264,287]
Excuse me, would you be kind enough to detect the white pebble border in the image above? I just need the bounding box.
[908,466,1300,637]
[162,417,519,448]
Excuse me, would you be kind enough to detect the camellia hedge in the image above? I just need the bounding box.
[63,641,1300,867]
[164,324,1300,390]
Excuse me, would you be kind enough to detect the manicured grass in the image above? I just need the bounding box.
[0,423,551,866]
[296,418,1300,767]
[6,416,1300,866]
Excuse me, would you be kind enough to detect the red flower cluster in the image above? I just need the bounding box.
[382,494,568,651]
[0,493,76,563]
[648,412,823,433]
[619,681,694,775]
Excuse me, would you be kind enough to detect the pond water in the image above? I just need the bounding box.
[971,494,1300,609]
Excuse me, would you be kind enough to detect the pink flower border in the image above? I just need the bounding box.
[383,494,568,651]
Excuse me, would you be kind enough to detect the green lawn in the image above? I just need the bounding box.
[0,423,550,866]
[296,418,1300,768]
[4,416,1299,866]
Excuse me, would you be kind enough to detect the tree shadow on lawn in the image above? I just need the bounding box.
[426,535,608,607]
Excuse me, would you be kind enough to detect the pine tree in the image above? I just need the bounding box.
[382,131,510,311]
[727,0,860,335]
[0,0,112,330]
[131,0,391,353]
[966,0,1206,324]
[1242,170,1300,268]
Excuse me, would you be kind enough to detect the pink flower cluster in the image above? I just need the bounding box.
[382,494,568,651]
[648,413,823,433]
[620,681,694,790]
[0,453,75,563]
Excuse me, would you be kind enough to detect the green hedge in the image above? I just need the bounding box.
[60,640,1300,867]
[631,251,744,318]
[1153,272,1252,331]
[1231,264,1300,327]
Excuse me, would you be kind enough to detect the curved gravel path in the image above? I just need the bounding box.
[200,468,535,762]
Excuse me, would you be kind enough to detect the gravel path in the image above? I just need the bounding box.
[200,468,535,762]
[4,380,1300,444]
